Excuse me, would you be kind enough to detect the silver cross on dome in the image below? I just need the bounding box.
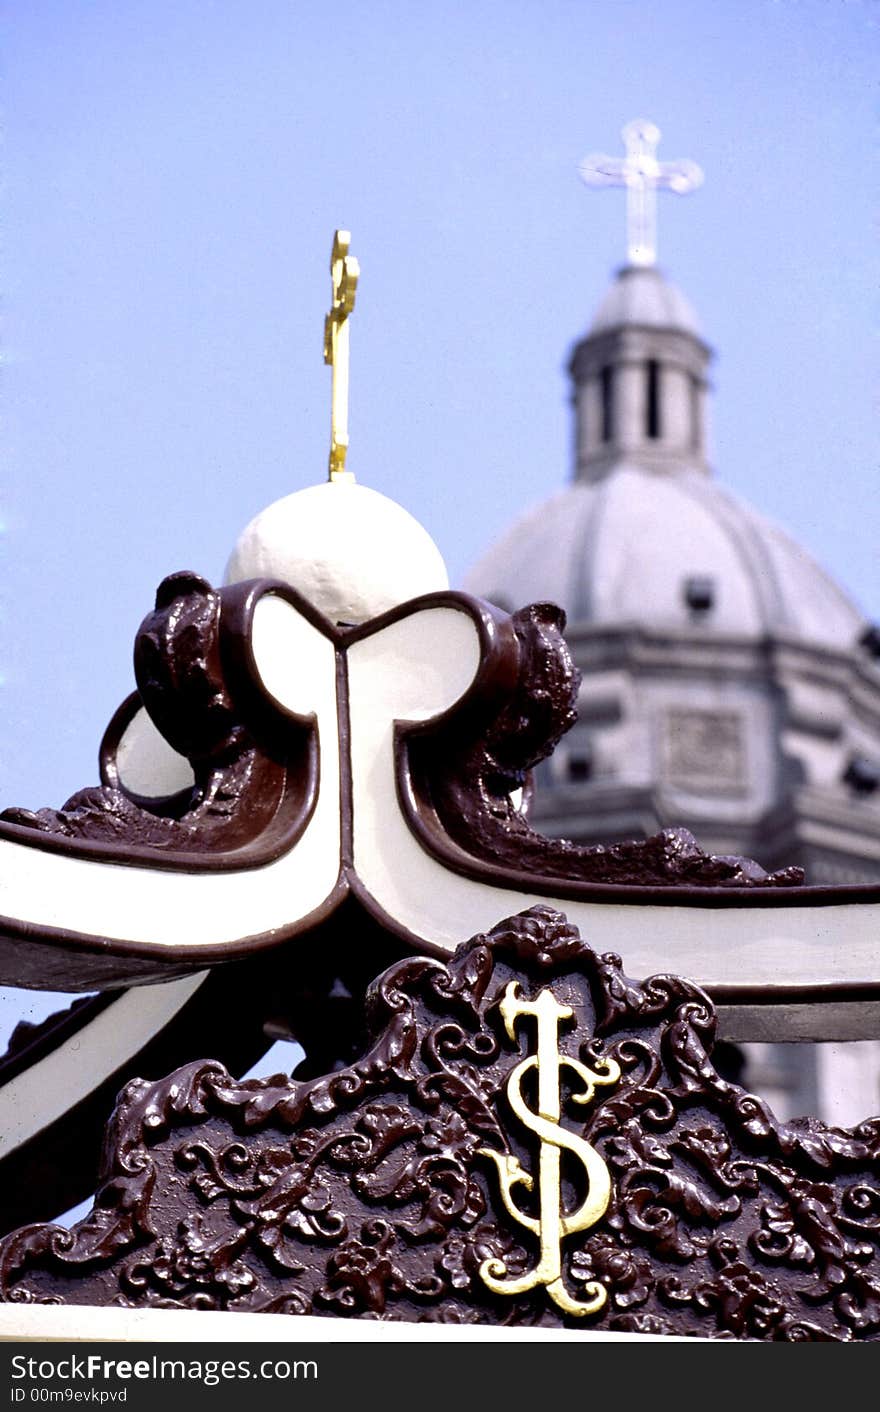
[579,120,703,268]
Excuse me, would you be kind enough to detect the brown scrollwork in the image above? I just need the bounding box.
[408,602,804,888]
[1,905,876,1338]
[2,582,799,889]
[0,573,315,865]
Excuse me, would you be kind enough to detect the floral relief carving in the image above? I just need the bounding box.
[0,905,877,1340]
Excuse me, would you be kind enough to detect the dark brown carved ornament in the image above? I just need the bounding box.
[0,577,811,1232]
[1,572,315,864]
[2,906,876,1340]
[409,600,802,888]
[0,574,800,889]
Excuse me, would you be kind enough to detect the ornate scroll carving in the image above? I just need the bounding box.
[2,580,798,887]
[1,573,314,864]
[2,906,875,1339]
[411,602,803,887]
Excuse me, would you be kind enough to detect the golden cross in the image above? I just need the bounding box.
[323,229,360,481]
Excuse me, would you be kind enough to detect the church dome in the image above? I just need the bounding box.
[464,464,864,649]
[589,265,700,338]
[468,248,864,652]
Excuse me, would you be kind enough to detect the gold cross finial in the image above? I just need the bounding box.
[323,229,360,481]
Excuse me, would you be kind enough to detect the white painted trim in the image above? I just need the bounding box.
[0,600,341,953]
[0,973,207,1152]
[115,710,195,798]
[2,594,880,999]
[0,1302,703,1343]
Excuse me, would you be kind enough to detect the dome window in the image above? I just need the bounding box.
[690,374,701,451]
[843,756,880,796]
[683,575,715,615]
[599,365,615,442]
[567,750,592,783]
[646,359,661,439]
[858,623,880,658]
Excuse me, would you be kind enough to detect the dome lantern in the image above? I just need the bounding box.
[575,122,710,484]
[569,265,713,483]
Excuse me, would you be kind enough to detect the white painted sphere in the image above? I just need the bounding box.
[224,480,449,624]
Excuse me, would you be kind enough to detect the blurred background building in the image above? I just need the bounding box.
[465,160,880,1121]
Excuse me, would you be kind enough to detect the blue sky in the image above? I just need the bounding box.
[1,0,878,1041]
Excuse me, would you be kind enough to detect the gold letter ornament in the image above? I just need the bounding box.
[479,980,620,1316]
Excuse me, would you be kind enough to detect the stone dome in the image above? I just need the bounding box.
[589,265,701,338]
[468,256,864,651]
[463,464,864,649]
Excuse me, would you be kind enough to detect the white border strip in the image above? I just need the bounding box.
[0,973,207,1153]
[0,1303,704,1343]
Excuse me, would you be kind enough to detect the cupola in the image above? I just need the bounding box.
[569,264,713,481]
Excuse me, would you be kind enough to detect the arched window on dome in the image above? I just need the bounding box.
[567,751,592,783]
[690,374,701,452]
[646,359,661,440]
[600,365,614,443]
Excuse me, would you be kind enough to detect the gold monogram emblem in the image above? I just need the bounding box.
[479,980,620,1316]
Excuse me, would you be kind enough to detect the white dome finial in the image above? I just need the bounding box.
[225,231,449,622]
[224,480,449,624]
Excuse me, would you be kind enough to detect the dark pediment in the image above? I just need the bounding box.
[2,905,878,1341]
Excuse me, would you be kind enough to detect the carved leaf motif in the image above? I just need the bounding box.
[0,907,877,1340]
